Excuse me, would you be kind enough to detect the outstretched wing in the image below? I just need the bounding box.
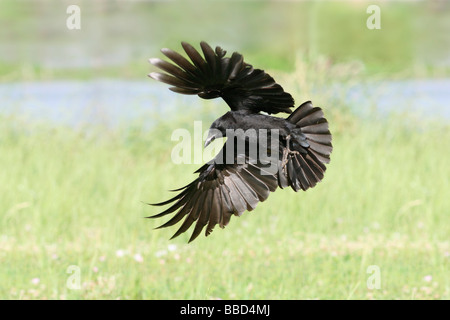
[147,147,278,242]
[148,41,294,115]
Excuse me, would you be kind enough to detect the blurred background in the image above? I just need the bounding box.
[0,0,448,300]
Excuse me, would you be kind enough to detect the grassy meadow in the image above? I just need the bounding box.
[0,0,449,300]
[0,76,448,299]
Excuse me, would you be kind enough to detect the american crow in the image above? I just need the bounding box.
[148,41,332,242]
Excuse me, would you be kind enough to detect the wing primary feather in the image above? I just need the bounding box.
[146,194,189,219]
[218,184,233,228]
[228,171,259,211]
[160,48,197,74]
[240,168,270,201]
[168,185,207,239]
[147,184,191,207]
[188,189,213,242]
[200,41,217,76]
[246,163,278,192]
[181,42,209,75]
[229,52,244,80]
[149,58,197,85]
[225,175,247,215]
[154,190,201,229]
[148,72,197,89]
[206,188,222,236]
[170,212,196,240]
[169,87,199,94]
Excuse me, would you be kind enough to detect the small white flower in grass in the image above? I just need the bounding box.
[423,275,432,282]
[31,278,40,285]
[116,249,126,257]
[155,250,167,258]
[133,253,144,263]
[168,244,177,252]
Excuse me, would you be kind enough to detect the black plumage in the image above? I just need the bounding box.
[148,41,332,242]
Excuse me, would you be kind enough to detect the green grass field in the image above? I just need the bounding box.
[0,87,448,299]
[0,0,449,301]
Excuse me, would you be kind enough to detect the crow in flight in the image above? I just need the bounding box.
[148,41,332,242]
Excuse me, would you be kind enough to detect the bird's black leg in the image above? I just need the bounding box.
[285,135,291,152]
[281,135,291,169]
[282,134,302,170]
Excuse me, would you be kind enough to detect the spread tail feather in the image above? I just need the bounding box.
[279,101,332,191]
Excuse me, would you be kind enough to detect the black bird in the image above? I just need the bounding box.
[147,41,332,242]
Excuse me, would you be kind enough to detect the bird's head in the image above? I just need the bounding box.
[204,112,236,148]
[204,121,225,148]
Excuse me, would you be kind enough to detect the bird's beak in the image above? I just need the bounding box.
[204,129,222,148]
[204,132,216,148]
